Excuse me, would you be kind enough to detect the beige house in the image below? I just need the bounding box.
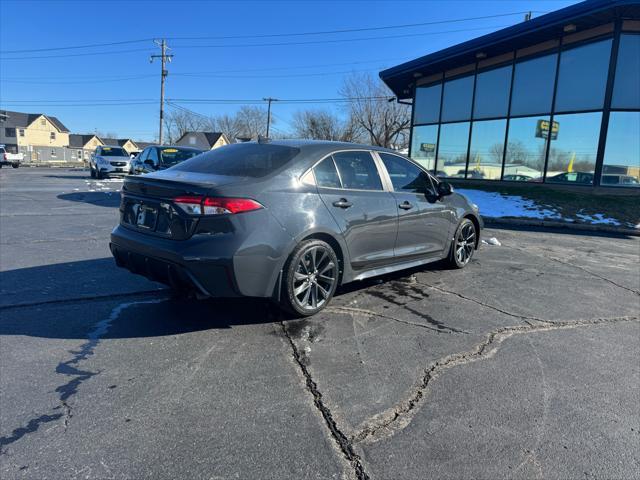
[99,137,139,154]
[175,132,230,150]
[69,134,104,163]
[0,110,70,161]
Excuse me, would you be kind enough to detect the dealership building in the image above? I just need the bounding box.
[380,0,640,189]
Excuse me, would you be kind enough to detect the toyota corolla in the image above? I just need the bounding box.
[110,140,482,316]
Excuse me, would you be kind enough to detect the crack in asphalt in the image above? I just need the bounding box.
[415,280,551,325]
[0,289,168,312]
[363,282,469,334]
[0,299,165,454]
[279,320,370,480]
[505,244,640,297]
[350,314,639,444]
[327,305,468,334]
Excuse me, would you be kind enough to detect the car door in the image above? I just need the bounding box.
[312,150,398,269]
[376,152,453,258]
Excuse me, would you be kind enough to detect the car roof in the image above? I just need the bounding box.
[100,145,125,149]
[254,139,406,158]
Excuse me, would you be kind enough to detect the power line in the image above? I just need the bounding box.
[0,11,542,55]
[0,38,154,54]
[168,24,511,49]
[166,11,538,40]
[150,39,173,145]
[0,48,154,61]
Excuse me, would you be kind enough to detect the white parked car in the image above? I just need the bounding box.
[0,146,23,168]
[90,145,131,179]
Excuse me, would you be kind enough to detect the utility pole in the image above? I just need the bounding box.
[151,39,173,145]
[263,97,278,138]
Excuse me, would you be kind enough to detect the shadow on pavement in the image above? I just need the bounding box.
[58,191,120,208]
[487,223,638,240]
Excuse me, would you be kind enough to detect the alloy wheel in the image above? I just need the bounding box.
[292,245,337,311]
[455,221,476,266]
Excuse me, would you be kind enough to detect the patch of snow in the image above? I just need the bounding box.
[486,237,501,246]
[575,213,621,226]
[457,188,562,220]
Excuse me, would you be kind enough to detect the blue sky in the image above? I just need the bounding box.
[0,0,578,141]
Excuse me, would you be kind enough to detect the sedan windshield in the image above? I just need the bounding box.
[100,147,128,157]
[173,143,300,178]
[159,148,201,166]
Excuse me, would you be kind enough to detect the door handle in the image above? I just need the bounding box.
[332,198,353,209]
[399,201,414,210]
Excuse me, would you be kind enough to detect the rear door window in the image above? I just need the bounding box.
[314,157,341,188]
[332,151,383,191]
[173,143,300,177]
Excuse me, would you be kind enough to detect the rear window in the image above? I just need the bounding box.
[173,143,300,177]
[159,147,201,166]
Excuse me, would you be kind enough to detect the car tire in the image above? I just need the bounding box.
[96,168,103,180]
[90,164,96,178]
[281,239,339,317]
[11,163,19,169]
[446,218,477,269]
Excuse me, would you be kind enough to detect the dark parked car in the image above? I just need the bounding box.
[110,140,482,316]
[546,171,595,184]
[130,145,203,174]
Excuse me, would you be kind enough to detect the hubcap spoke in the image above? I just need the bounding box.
[294,282,311,297]
[293,246,337,310]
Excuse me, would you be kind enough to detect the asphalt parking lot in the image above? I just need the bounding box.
[1,167,639,480]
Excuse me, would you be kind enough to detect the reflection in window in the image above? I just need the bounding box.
[555,39,612,113]
[473,65,512,119]
[545,112,602,185]
[414,84,442,125]
[468,119,507,180]
[510,53,557,116]
[602,112,640,187]
[332,151,383,191]
[435,122,470,178]
[379,153,435,194]
[441,76,474,122]
[410,124,438,171]
[504,116,549,182]
[612,34,640,109]
[314,157,341,188]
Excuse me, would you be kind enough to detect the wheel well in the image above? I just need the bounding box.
[463,214,481,248]
[301,232,345,283]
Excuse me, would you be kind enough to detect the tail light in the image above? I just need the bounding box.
[173,196,263,216]
[3,153,6,161]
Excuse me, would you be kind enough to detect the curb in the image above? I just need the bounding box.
[484,217,640,237]
[12,163,86,169]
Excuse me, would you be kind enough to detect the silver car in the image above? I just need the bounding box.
[90,145,131,179]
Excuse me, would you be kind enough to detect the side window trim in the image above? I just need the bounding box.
[304,149,392,192]
[373,151,439,194]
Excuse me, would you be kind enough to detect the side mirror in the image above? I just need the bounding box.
[436,181,453,198]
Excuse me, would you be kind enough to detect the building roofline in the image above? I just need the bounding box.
[380,0,640,98]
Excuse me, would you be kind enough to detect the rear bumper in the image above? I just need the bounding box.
[110,226,238,297]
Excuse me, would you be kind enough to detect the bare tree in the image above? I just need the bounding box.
[164,110,207,144]
[339,73,410,148]
[291,109,360,141]
[235,106,271,139]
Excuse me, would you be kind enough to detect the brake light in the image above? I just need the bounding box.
[173,196,263,215]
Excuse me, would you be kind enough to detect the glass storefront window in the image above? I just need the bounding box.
[504,116,549,182]
[601,112,640,187]
[545,112,602,185]
[435,122,470,178]
[473,65,512,119]
[441,76,474,122]
[467,119,507,180]
[410,124,439,171]
[554,39,612,113]
[510,53,557,116]
[414,83,442,125]
[612,34,640,109]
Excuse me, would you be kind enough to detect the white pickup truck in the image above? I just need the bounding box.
[0,146,23,168]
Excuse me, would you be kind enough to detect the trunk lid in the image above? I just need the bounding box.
[120,173,241,240]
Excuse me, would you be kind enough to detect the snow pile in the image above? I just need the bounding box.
[456,188,561,220]
[575,212,621,226]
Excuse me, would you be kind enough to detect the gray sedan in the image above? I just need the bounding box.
[110,140,482,316]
